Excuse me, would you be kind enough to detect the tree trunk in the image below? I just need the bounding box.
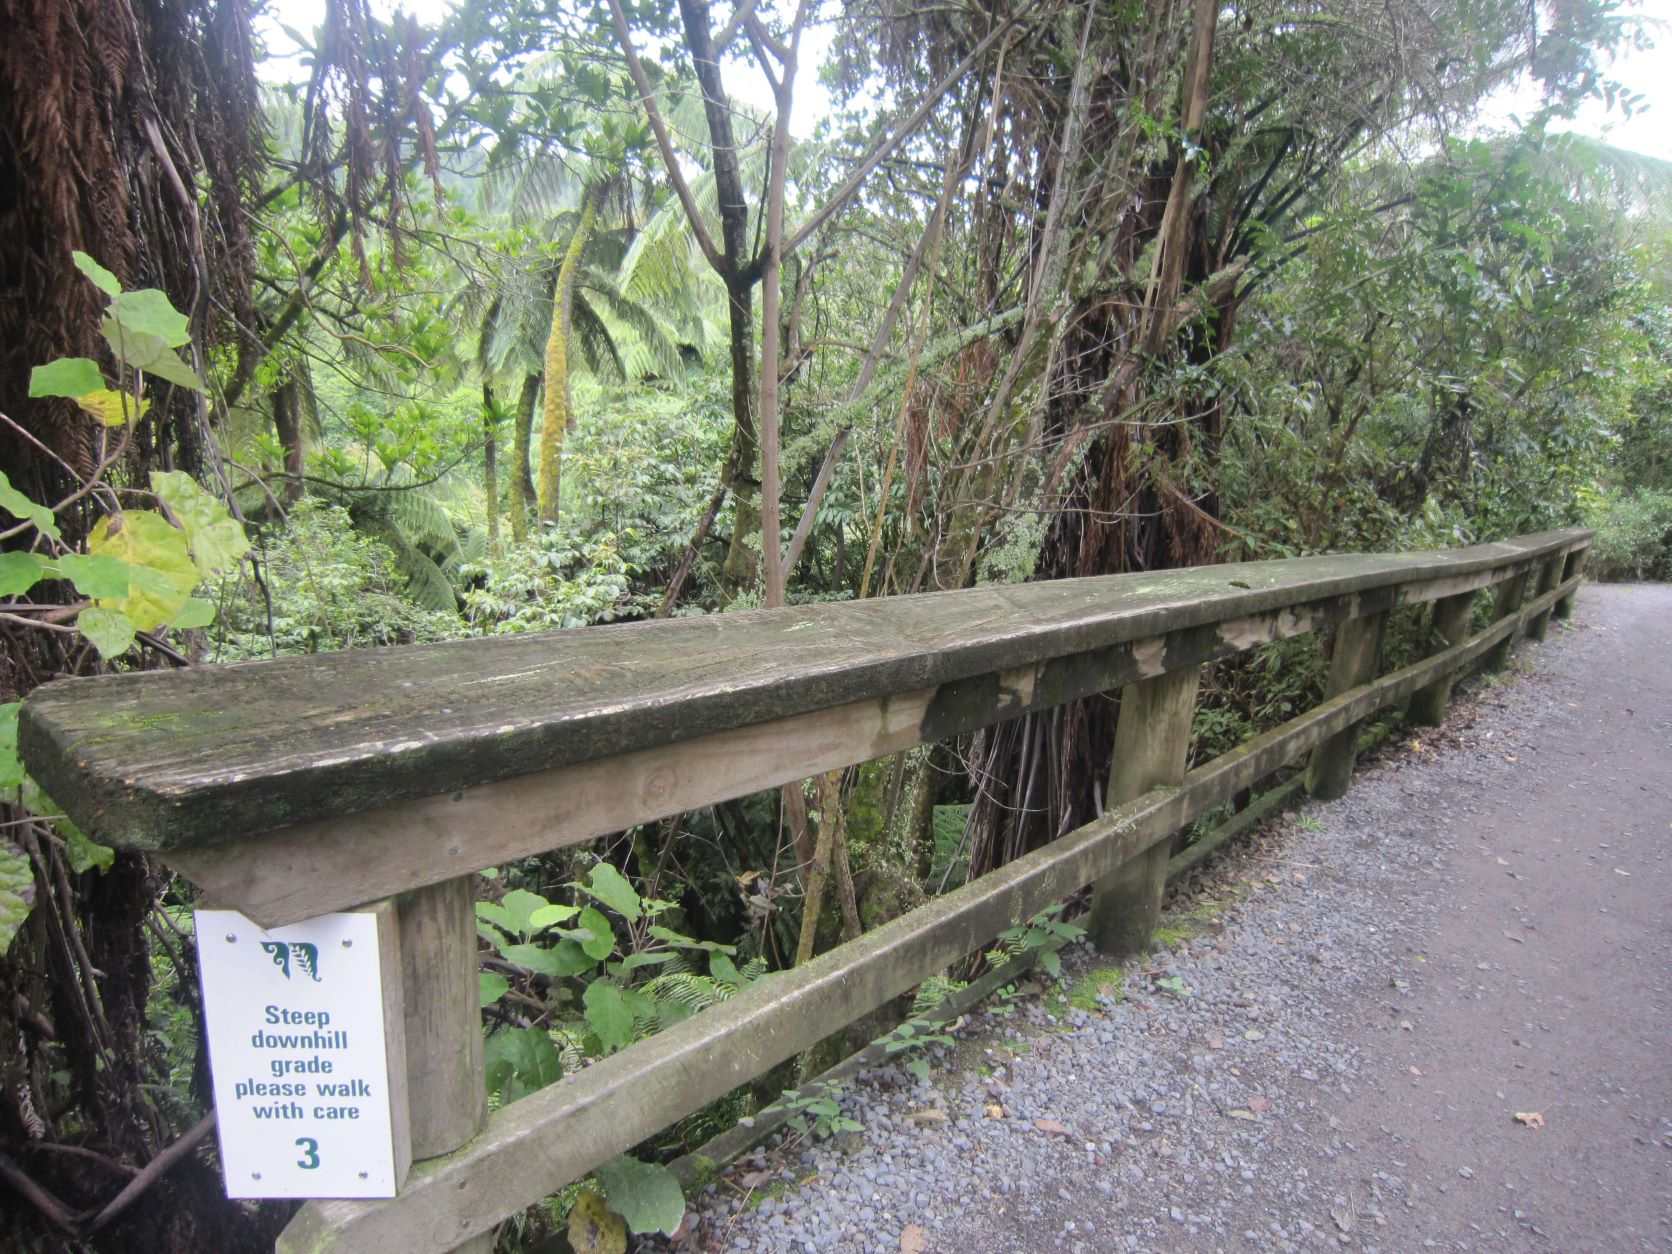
[510,371,539,542]
[272,375,306,504]
[539,194,599,525]
[482,382,500,556]
[721,278,761,591]
[678,0,763,595]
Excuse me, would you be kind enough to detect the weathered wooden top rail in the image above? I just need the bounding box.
[16,526,1592,1254]
[22,529,1581,927]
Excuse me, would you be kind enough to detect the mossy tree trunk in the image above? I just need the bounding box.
[538,194,599,526]
[510,371,540,542]
[482,382,500,556]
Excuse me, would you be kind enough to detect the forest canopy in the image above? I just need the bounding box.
[0,0,1666,1247]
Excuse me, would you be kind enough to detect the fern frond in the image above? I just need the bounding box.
[571,295,626,383]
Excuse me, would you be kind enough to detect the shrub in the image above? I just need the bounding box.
[1585,489,1672,581]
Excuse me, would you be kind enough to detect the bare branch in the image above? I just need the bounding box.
[606,0,725,273]
[711,0,762,52]
[782,15,1026,258]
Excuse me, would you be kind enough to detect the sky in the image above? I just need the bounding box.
[1477,25,1670,159]
[257,1,1667,156]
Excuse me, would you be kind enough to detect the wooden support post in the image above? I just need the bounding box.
[1407,592,1475,727]
[1087,664,1201,957]
[399,876,491,1252]
[1483,565,1530,671]
[1305,610,1387,801]
[282,876,490,1253]
[1554,547,1585,620]
[1526,552,1564,642]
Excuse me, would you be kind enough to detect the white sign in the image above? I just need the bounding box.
[196,908,409,1199]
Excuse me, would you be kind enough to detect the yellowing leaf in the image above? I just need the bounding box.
[900,1223,929,1254]
[86,511,197,631]
[567,1188,626,1254]
[74,388,147,427]
[149,471,249,577]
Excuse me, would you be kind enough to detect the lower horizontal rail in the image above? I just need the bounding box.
[280,572,1577,1253]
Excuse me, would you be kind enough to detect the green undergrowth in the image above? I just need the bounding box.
[1065,966,1125,1011]
[1152,894,1232,952]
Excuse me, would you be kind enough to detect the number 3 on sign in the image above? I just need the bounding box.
[295,1138,320,1170]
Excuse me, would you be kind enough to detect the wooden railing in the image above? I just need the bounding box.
[18,527,1591,1252]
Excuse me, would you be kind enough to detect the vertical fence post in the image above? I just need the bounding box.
[1527,552,1565,642]
[1483,564,1530,671]
[1088,664,1201,958]
[1305,610,1387,801]
[398,875,492,1252]
[1554,546,1586,621]
[1407,592,1476,727]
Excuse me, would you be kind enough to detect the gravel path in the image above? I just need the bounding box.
[674,584,1672,1254]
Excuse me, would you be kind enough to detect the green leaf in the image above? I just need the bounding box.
[596,1155,684,1236]
[167,597,215,630]
[620,985,656,1022]
[64,825,115,875]
[645,925,734,953]
[52,553,134,600]
[582,981,634,1052]
[476,888,554,940]
[99,318,204,392]
[578,863,642,923]
[0,552,45,597]
[527,902,581,929]
[0,470,62,541]
[499,940,593,979]
[613,951,676,973]
[112,289,191,347]
[0,843,35,956]
[86,511,197,631]
[478,972,509,1006]
[76,607,136,659]
[709,953,741,985]
[149,471,250,577]
[483,1026,561,1102]
[28,358,105,399]
[575,906,616,961]
[73,252,122,297]
[0,703,21,791]
[907,1057,930,1083]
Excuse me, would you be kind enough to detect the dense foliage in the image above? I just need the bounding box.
[0,0,1666,1248]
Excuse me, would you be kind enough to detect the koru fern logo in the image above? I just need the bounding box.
[260,941,322,982]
